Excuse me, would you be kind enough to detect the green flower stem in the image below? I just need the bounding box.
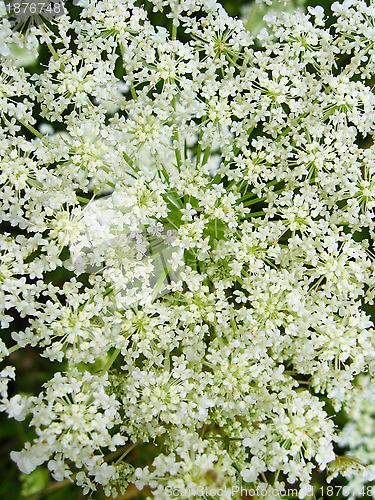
[244,210,266,216]
[245,2,259,32]
[76,196,91,204]
[102,348,121,373]
[46,41,60,62]
[20,121,43,139]
[114,440,141,465]
[8,344,21,354]
[172,23,177,41]
[151,263,172,302]
[164,350,170,372]
[202,145,212,166]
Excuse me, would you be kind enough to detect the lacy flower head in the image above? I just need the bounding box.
[1,0,375,498]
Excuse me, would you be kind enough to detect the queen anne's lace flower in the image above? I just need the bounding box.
[1,0,375,497]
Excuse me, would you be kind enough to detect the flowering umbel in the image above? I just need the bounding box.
[1,0,375,498]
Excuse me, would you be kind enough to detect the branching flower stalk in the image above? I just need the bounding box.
[1,0,375,499]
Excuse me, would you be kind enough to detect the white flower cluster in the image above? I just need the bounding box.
[10,370,124,490]
[1,0,375,498]
[336,375,375,500]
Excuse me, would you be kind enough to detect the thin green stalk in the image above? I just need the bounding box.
[114,440,141,465]
[77,196,90,204]
[46,41,60,62]
[151,263,171,302]
[164,350,170,372]
[8,344,21,354]
[241,195,266,206]
[102,348,120,373]
[20,121,43,139]
[172,23,177,40]
[196,129,204,166]
[245,2,259,32]
[130,84,137,100]
[173,126,182,168]
[202,146,212,166]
